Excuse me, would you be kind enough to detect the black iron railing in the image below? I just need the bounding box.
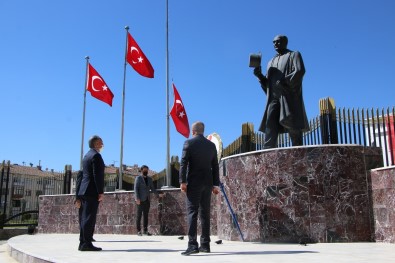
[0,210,38,228]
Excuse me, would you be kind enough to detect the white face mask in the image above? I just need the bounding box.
[98,146,104,153]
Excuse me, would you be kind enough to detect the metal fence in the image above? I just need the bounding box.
[0,161,119,228]
[0,161,66,228]
[0,160,168,228]
[223,98,395,167]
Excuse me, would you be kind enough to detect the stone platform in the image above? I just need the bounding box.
[38,145,391,244]
[217,145,383,242]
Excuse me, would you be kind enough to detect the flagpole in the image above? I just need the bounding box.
[80,56,89,170]
[164,0,171,187]
[119,26,129,190]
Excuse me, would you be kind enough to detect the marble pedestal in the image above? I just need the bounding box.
[217,145,383,243]
[371,166,395,243]
[37,189,219,236]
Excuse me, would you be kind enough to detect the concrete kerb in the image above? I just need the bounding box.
[4,234,395,263]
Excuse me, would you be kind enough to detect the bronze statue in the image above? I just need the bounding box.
[253,35,309,148]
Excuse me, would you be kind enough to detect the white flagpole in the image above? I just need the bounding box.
[165,0,171,186]
[119,26,129,190]
[80,56,89,170]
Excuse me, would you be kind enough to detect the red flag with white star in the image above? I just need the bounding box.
[170,84,190,138]
[86,63,114,107]
[126,32,154,78]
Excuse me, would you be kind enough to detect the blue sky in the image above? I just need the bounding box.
[1,0,394,173]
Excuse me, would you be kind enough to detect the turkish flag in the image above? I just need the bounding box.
[126,32,154,78]
[170,84,190,138]
[86,63,114,107]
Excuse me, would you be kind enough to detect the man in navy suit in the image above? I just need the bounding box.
[179,121,220,256]
[78,135,105,251]
[134,165,164,236]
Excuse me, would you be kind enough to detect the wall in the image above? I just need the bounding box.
[370,166,395,243]
[37,189,218,236]
[38,145,395,244]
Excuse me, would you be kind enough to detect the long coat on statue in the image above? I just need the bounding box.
[259,49,310,133]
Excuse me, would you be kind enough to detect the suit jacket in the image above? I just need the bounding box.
[179,134,220,187]
[134,175,158,202]
[259,50,309,133]
[78,148,105,197]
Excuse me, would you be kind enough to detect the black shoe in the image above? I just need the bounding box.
[137,231,143,236]
[181,247,199,256]
[80,245,102,251]
[78,242,83,251]
[143,231,152,236]
[199,246,211,253]
[91,238,96,242]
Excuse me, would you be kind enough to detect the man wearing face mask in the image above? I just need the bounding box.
[78,135,105,251]
[134,165,164,236]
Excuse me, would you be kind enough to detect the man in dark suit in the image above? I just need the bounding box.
[75,170,96,247]
[77,135,105,251]
[134,165,164,236]
[179,121,220,256]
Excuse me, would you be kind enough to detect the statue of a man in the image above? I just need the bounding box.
[253,35,309,148]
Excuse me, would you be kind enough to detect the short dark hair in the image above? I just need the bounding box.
[88,135,101,148]
[141,165,149,170]
[192,121,205,135]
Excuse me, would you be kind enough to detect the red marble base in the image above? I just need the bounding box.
[37,190,218,236]
[38,145,393,243]
[217,145,383,242]
[371,166,395,243]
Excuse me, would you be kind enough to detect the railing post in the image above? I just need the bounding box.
[63,165,72,194]
[1,161,11,228]
[319,97,338,144]
[0,161,4,229]
[241,122,255,153]
[170,155,180,188]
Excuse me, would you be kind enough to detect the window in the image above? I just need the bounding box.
[13,186,24,196]
[12,199,21,207]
